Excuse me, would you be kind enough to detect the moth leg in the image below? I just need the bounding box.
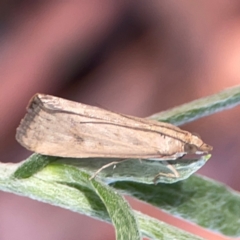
[153,172,176,185]
[153,162,179,184]
[89,159,128,180]
[165,163,179,177]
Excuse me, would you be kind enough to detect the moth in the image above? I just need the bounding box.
[16,94,212,180]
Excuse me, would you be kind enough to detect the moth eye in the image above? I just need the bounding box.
[192,132,201,139]
[184,143,197,154]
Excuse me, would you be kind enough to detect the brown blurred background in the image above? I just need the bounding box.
[0,1,240,239]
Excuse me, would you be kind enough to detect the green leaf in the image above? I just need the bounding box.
[0,161,202,240]
[149,85,240,125]
[7,154,240,237]
[136,211,204,240]
[13,154,59,178]
[90,179,141,240]
[13,153,211,184]
[112,175,240,237]
[5,161,141,240]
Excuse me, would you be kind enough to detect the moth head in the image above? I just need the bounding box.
[184,143,198,154]
[186,134,213,154]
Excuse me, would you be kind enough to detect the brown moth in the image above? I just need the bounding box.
[16,94,212,179]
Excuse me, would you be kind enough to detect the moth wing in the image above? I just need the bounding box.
[16,94,185,159]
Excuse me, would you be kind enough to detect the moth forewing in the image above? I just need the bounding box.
[16,94,212,160]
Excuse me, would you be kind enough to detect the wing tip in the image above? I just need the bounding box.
[16,94,43,150]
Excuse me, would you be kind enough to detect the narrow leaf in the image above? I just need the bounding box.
[14,154,210,184]
[149,85,240,125]
[112,175,240,237]
[90,179,141,240]
[0,162,204,240]
[136,211,204,240]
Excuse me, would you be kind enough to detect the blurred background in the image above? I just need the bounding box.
[0,1,240,239]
